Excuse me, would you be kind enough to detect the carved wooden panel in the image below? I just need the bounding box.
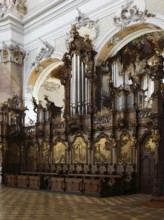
[94,137,111,163]
[53,142,66,164]
[72,136,87,164]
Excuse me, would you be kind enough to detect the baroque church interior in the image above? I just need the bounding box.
[0,0,164,205]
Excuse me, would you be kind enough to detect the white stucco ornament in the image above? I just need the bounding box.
[75,8,99,41]
[113,0,155,29]
[66,8,99,50]
[31,39,55,71]
[0,0,27,19]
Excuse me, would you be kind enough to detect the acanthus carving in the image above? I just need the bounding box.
[113,0,155,29]
[0,42,25,65]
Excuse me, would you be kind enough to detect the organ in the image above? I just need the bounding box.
[0,26,164,197]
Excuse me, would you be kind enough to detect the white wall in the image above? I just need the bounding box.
[26,0,46,11]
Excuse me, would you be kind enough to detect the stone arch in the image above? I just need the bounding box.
[96,20,163,63]
[24,58,64,124]
[25,58,63,96]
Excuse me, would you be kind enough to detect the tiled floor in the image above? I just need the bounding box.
[0,185,164,220]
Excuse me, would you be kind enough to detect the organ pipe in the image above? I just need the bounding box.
[70,53,90,116]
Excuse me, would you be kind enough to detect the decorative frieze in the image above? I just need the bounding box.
[0,42,25,65]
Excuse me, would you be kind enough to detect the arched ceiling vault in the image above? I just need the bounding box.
[27,58,63,87]
[27,58,64,102]
[96,23,162,63]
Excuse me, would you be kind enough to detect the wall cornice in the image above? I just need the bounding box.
[23,0,129,51]
[23,0,66,23]
[23,0,89,33]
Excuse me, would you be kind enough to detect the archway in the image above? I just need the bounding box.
[24,59,65,125]
[96,22,163,63]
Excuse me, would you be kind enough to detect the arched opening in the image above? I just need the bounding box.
[96,23,163,62]
[24,59,65,125]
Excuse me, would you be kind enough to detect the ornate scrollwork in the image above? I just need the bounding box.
[66,8,99,44]
[31,39,54,71]
[113,0,155,29]
[64,25,96,79]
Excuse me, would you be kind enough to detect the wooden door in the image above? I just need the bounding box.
[140,153,155,193]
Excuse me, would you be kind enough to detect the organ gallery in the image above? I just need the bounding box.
[0,0,163,197]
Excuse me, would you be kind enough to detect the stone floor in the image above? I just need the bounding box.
[0,185,164,220]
